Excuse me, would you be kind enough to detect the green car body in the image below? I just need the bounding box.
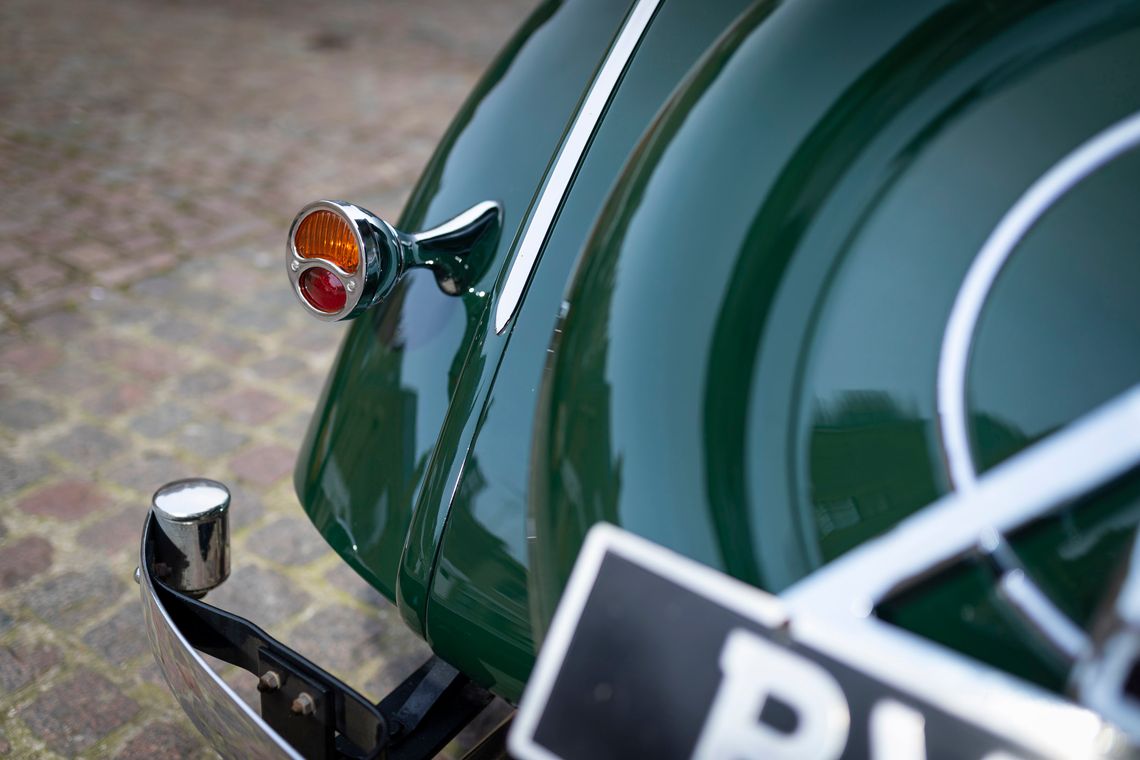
[296,0,1140,709]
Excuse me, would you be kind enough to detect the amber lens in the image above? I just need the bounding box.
[294,210,360,274]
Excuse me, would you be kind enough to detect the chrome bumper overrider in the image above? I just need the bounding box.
[139,506,498,760]
[139,513,307,760]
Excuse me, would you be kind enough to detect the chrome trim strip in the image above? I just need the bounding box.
[493,0,662,334]
[139,519,303,760]
[937,111,1140,491]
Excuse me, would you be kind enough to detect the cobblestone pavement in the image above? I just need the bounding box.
[0,0,533,756]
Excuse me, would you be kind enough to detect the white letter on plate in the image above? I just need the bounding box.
[870,699,927,760]
[693,628,849,760]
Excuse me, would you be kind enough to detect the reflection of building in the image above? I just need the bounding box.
[809,390,1026,560]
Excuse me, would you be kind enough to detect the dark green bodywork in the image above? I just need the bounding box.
[297,0,1140,704]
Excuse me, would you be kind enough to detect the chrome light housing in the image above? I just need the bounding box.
[286,199,502,322]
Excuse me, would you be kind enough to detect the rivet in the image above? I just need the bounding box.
[291,692,316,716]
[133,567,141,585]
[257,671,281,693]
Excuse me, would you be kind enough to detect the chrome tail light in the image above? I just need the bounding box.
[286,200,501,321]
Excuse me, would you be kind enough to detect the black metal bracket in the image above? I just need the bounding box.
[258,647,337,759]
[143,513,496,760]
[379,657,494,760]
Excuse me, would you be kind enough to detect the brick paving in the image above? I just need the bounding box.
[0,0,532,756]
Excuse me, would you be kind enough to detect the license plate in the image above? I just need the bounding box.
[509,523,1040,760]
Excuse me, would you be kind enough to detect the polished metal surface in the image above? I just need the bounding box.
[937,110,1140,492]
[408,200,501,296]
[139,517,303,760]
[153,477,230,520]
[1074,535,1140,742]
[917,111,1140,720]
[1075,629,1140,745]
[286,200,393,323]
[151,478,230,597]
[411,200,501,246]
[493,0,663,334]
[975,528,1089,665]
[286,199,501,320]
[979,531,1090,665]
[996,568,1091,664]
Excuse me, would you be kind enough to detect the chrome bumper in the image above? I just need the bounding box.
[139,513,307,760]
[139,504,498,760]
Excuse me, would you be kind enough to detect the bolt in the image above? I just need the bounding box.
[133,567,141,585]
[290,260,300,272]
[291,692,315,716]
[345,280,355,293]
[257,671,281,693]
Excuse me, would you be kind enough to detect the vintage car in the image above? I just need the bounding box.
[137,0,1140,757]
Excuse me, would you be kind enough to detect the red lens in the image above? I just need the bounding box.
[299,268,347,313]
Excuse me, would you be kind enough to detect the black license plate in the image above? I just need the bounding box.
[510,524,1042,760]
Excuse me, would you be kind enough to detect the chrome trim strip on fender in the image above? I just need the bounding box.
[937,110,1140,492]
[493,0,663,334]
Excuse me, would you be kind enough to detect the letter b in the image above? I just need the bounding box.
[693,629,850,760]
